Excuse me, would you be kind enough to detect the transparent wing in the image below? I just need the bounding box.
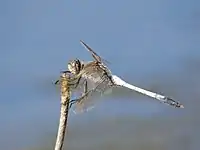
[80,40,111,65]
[70,71,114,114]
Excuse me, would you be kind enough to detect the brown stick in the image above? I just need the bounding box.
[54,73,71,150]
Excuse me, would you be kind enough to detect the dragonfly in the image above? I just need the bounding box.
[55,40,184,113]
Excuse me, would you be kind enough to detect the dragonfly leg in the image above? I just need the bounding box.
[83,79,88,94]
[73,76,82,89]
[55,75,82,90]
[69,99,78,108]
[65,76,82,90]
[68,95,86,108]
[69,79,89,108]
[54,79,60,85]
[54,70,71,85]
[69,76,107,109]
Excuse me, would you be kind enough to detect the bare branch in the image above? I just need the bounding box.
[54,72,71,150]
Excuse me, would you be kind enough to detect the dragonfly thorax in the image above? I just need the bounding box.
[68,59,84,75]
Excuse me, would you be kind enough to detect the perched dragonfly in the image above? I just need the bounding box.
[55,40,184,113]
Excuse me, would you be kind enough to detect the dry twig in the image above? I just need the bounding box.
[54,72,71,150]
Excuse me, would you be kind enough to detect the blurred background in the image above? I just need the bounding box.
[1,0,200,150]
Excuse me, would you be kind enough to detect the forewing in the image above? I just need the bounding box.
[71,67,113,114]
[80,40,111,65]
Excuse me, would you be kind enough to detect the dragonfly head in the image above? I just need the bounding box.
[68,59,83,74]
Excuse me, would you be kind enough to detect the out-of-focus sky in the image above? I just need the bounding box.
[0,0,200,150]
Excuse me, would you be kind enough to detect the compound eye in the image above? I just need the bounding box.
[68,59,81,74]
[68,60,75,74]
[75,59,81,73]
[71,60,77,67]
